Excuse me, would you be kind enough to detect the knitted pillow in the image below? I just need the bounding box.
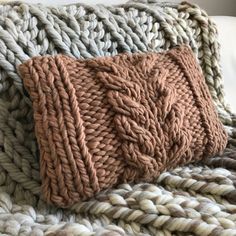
[18,45,227,208]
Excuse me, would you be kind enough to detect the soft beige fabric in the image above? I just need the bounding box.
[211,16,236,112]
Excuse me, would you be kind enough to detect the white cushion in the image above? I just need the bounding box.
[211,16,236,112]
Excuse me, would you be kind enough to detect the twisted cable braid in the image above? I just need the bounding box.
[94,55,192,179]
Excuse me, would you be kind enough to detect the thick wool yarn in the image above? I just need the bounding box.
[0,0,236,235]
[19,45,227,208]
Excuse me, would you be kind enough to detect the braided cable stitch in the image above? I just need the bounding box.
[0,0,235,235]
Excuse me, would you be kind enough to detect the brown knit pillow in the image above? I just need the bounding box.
[18,45,227,208]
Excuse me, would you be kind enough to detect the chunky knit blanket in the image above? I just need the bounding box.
[0,1,236,235]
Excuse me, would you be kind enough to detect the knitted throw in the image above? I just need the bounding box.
[0,0,236,235]
[18,45,227,208]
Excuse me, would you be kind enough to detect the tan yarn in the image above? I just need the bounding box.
[18,45,227,208]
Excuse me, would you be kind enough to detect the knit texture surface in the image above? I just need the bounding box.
[19,45,227,208]
[0,0,236,235]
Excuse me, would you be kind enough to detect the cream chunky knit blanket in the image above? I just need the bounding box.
[0,1,236,235]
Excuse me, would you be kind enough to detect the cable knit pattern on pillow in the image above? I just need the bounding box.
[18,45,227,208]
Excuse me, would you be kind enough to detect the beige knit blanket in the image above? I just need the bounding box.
[0,1,236,235]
